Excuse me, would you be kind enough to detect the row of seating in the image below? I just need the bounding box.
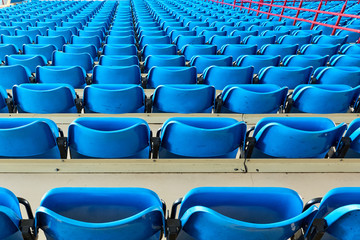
[0,116,357,159]
[2,186,359,239]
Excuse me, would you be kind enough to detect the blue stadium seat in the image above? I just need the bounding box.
[27,26,50,36]
[208,35,240,48]
[220,26,245,35]
[152,85,215,113]
[199,30,227,43]
[246,117,346,158]
[289,84,360,113]
[299,44,340,56]
[23,44,56,63]
[193,26,216,35]
[157,117,246,158]
[329,55,360,67]
[313,67,360,87]
[36,35,66,51]
[173,187,317,240]
[102,44,137,55]
[236,55,281,74]
[0,26,21,36]
[105,35,136,45]
[258,66,313,89]
[1,35,31,52]
[230,30,258,39]
[139,35,171,49]
[5,55,46,76]
[181,44,217,61]
[63,44,98,60]
[0,44,17,62]
[99,55,139,67]
[15,29,41,43]
[52,52,94,73]
[0,65,30,89]
[340,44,360,54]
[109,30,135,37]
[71,35,102,51]
[144,55,185,73]
[36,187,164,238]
[0,118,62,158]
[68,118,152,158]
[146,66,197,89]
[259,44,298,60]
[283,55,329,69]
[0,29,11,36]
[37,21,56,30]
[142,44,177,59]
[174,35,205,50]
[84,84,145,114]
[92,65,141,85]
[190,55,233,74]
[261,30,290,40]
[216,84,288,113]
[242,35,276,49]
[47,29,72,43]
[313,35,348,45]
[79,29,105,41]
[278,35,312,47]
[218,44,257,59]
[55,26,77,36]
[36,66,87,88]
[13,83,80,113]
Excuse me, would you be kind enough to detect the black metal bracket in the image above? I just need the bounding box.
[284,97,294,113]
[252,74,259,84]
[310,76,317,84]
[57,137,68,159]
[145,96,152,113]
[75,98,83,113]
[170,197,183,219]
[151,135,161,159]
[86,75,92,85]
[307,218,327,240]
[29,76,36,84]
[197,74,204,84]
[6,98,15,113]
[214,94,223,113]
[334,136,351,158]
[137,50,142,60]
[17,197,35,240]
[244,136,256,159]
[166,218,181,240]
[303,197,322,212]
[141,75,147,89]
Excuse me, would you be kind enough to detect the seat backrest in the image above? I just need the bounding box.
[92,65,141,84]
[52,51,94,73]
[36,66,86,88]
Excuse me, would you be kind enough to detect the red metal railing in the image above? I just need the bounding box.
[212,0,360,42]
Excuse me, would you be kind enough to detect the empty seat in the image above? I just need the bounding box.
[313,35,348,45]
[208,35,240,48]
[47,29,72,43]
[340,44,360,55]
[243,35,276,49]
[144,55,185,73]
[258,66,313,89]
[0,44,17,62]
[36,66,86,88]
[52,52,94,73]
[71,35,102,51]
[15,29,41,43]
[146,66,197,89]
[139,35,171,49]
[283,55,328,69]
[13,84,80,113]
[1,35,31,52]
[68,118,152,158]
[0,65,30,89]
[230,30,258,39]
[190,55,233,74]
[261,30,290,40]
[329,55,360,67]
[103,44,137,55]
[152,85,215,113]
[0,118,62,158]
[313,67,360,87]
[5,55,46,76]
[174,35,205,50]
[246,117,346,158]
[156,117,246,158]
[105,35,136,45]
[79,30,105,41]
[289,84,360,113]
[181,44,217,61]
[92,65,141,85]
[219,44,257,59]
[278,35,312,47]
[99,55,139,67]
[142,44,177,59]
[200,30,227,43]
[36,36,66,51]
[236,55,281,73]
[172,187,317,240]
[23,44,56,63]
[36,187,164,238]
[216,84,288,113]
[259,44,298,60]
[109,30,135,37]
[300,44,340,56]
[84,84,145,114]
[64,44,98,60]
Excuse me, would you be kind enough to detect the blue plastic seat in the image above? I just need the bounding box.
[259,44,298,60]
[47,29,72,43]
[173,187,317,240]
[109,30,135,37]
[144,55,185,73]
[258,66,313,89]
[208,35,240,48]
[36,187,164,238]
[36,66,86,88]
[102,44,137,55]
[283,55,329,69]
[68,118,152,158]
[290,84,360,113]
[37,21,56,30]
[340,44,360,55]
[199,30,227,43]
[336,28,360,43]
[71,35,102,51]
[64,44,98,60]
[313,35,348,45]
[217,84,288,113]
[181,44,216,61]
[84,84,145,114]
[313,67,360,87]
[0,44,17,62]
[13,83,80,113]
[0,29,11,36]
[278,35,312,47]
[92,65,141,85]
[300,44,340,56]
[230,30,258,39]
[175,35,205,50]
[0,65,29,89]
[220,26,245,35]
[236,55,281,74]
[142,44,177,59]
[99,55,139,67]
[23,44,56,63]
[329,55,360,67]
[247,117,346,158]
[169,30,196,42]
[157,117,246,158]
[190,55,233,74]
[242,35,275,49]
[36,35,66,51]
[52,51,94,73]
[105,35,136,45]
[146,66,197,89]
[139,35,171,49]
[0,118,61,158]
[261,30,290,40]
[0,26,20,36]
[5,55,46,76]
[248,25,274,33]
[152,85,215,113]
[1,35,31,52]
[218,44,257,59]
[15,29,41,43]
[79,30,105,41]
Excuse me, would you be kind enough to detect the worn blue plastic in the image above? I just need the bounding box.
[36,187,164,239]
[242,35,275,49]
[283,55,329,69]
[99,55,139,67]
[36,36,66,51]
[0,44,17,62]
[159,117,246,158]
[52,51,94,73]
[13,83,78,113]
[68,118,151,158]
[220,84,288,114]
[23,44,56,62]
[102,44,137,56]
[203,66,254,90]
[236,55,281,73]
[190,55,233,74]
[147,66,197,88]
[181,44,217,61]
[92,65,141,85]
[36,66,86,88]
[0,118,60,158]
[152,85,215,113]
[0,65,29,88]
[176,187,317,240]
[1,35,31,51]
[142,44,177,58]
[251,117,347,158]
[292,84,360,113]
[144,55,185,72]
[219,44,257,59]
[329,55,360,67]
[258,66,313,89]
[300,44,340,56]
[84,84,145,114]
[174,35,205,50]
[105,35,136,45]
[259,44,298,60]
[278,35,312,47]
[71,35,102,51]
[64,44,98,60]
[5,55,46,76]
